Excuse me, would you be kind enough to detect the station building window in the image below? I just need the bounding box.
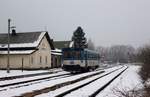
[40,56,42,64]
[31,57,34,64]
[45,56,47,64]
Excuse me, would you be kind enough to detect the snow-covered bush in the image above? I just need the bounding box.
[112,86,144,97]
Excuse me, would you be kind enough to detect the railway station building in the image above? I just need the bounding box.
[0,31,55,69]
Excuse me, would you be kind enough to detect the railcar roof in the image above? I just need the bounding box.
[62,48,84,51]
[62,48,99,54]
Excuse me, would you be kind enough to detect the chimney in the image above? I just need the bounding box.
[11,29,17,36]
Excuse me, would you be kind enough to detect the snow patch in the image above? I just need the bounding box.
[0,50,35,54]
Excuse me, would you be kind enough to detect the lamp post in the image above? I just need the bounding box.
[7,19,11,73]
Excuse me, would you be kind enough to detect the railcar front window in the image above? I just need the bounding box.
[63,50,81,59]
[64,52,71,58]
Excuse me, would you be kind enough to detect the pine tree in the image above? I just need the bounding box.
[72,26,87,48]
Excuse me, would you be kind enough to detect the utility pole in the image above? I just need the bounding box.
[7,19,11,73]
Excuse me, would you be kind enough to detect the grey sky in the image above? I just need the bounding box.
[0,0,150,48]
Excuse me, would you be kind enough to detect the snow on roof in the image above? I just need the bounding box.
[0,50,35,54]
[51,49,62,55]
[69,41,74,48]
[51,48,62,52]
[51,52,62,55]
[0,32,46,48]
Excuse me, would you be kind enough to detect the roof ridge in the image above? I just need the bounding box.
[0,31,46,34]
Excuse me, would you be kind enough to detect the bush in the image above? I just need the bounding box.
[112,86,144,97]
[138,45,150,85]
[137,45,150,97]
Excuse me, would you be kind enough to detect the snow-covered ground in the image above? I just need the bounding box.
[0,65,141,97]
[0,68,62,78]
[97,65,143,97]
[0,66,121,97]
[63,66,127,97]
[36,65,142,97]
[36,66,124,97]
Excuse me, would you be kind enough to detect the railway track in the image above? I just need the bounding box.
[0,69,62,81]
[89,66,128,97]
[16,71,106,97]
[0,72,71,92]
[16,66,123,97]
[54,66,127,97]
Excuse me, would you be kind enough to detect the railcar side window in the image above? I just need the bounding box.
[75,51,81,59]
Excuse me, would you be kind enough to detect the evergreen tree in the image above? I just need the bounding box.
[72,26,87,48]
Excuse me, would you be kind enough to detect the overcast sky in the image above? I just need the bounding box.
[0,0,150,48]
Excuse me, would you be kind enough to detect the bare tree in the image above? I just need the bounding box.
[96,45,135,63]
[87,38,95,50]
